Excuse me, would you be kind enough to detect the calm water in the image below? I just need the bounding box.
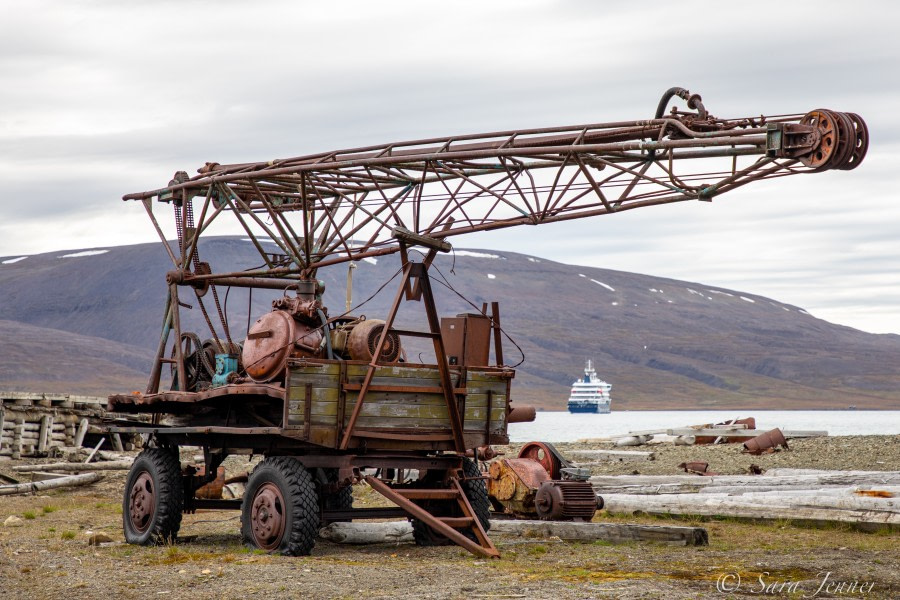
[508,410,900,443]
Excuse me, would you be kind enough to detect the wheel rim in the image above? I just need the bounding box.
[250,482,287,551]
[128,470,156,533]
[518,441,561,479]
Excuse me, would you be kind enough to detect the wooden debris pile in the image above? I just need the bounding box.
[609,417,827,449]
[1,390,141,459]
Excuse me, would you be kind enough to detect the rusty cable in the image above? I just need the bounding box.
[428,260,526,368]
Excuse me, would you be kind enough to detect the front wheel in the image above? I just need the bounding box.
[241,457,319,556]
[123,448,184,545]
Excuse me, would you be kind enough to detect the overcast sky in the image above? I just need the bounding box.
[1,0,898,334]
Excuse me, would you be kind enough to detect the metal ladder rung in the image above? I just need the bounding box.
[438,516,475,528]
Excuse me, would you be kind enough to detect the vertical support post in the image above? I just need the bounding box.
[147,293,174,394]
[335,360,347,444]
[38,415,52,454]
[169,284,186,393]
[417,264,466,452]
[13,418,24,460]
[303,383,313,441]
[491,301,503,366]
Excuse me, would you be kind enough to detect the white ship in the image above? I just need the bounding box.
[567,360,611,413]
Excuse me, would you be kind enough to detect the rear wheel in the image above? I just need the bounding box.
[241,457,319,556]
[123,448,183,545]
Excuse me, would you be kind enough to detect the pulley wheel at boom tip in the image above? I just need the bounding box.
[841,112,869,170]
[798,109,841,171]
[831,110,857,170]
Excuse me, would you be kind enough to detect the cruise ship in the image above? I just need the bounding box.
[567,360,612,413]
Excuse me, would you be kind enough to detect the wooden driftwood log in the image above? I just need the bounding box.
[601,492,900,527]
[319,522,414,544]
[0,472,103,496]
[11,460,134,473]
[590,472,900,489]
[488,519,708,546]
[318,520,709,546]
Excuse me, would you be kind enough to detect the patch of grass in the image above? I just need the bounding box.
[94,501,122,514]
[527,545,548,556]
[61,531,76,540]
[48,527,56,533]
[150,547,239,566]
[41,505,58,514]
[22,510,37,520]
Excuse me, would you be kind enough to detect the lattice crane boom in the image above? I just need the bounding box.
[125,87,868,285]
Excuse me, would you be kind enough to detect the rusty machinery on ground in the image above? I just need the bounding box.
[486,442,601,521]
[107,87,868,559]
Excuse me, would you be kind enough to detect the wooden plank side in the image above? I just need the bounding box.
[287,362,511,438]
[306,398,505,422]
[344,364,450,380]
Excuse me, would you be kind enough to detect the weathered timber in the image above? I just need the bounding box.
[488,519,708,546]
[594,482,715,495]
[723,486,900,497]
[602,493,900,526]
[590,472,900,489]
[318,519,709,546]
[665,428,827,438]
[319,521,414,544]
[12,460,134,473]
[614,435,654,447]
[763,468,896,477]
[0,472,103,496]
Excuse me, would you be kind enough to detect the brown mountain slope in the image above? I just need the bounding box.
[0,319,152,395]
[1,238,898,409]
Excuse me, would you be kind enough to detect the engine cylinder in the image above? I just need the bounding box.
[242,310,324,382]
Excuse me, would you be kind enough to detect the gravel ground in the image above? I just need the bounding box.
[1,435,898,599]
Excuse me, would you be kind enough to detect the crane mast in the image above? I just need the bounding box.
[126,87,867,285]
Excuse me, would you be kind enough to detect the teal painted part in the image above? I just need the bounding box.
[211,353,239,387]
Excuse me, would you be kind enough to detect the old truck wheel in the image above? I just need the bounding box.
[241,457,318,556]
[412,458,490,546]
[123,448,183,545]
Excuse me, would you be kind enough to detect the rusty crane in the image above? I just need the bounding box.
[108,88,868,558]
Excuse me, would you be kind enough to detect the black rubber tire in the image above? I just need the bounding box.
[241,457,319,556]
[320,468,353,525]
[459,457,491,534]
[123,448,183,545]
[412,458,491,546]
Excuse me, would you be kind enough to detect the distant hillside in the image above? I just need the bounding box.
[2,238,899,410]
[0,319,152,395]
